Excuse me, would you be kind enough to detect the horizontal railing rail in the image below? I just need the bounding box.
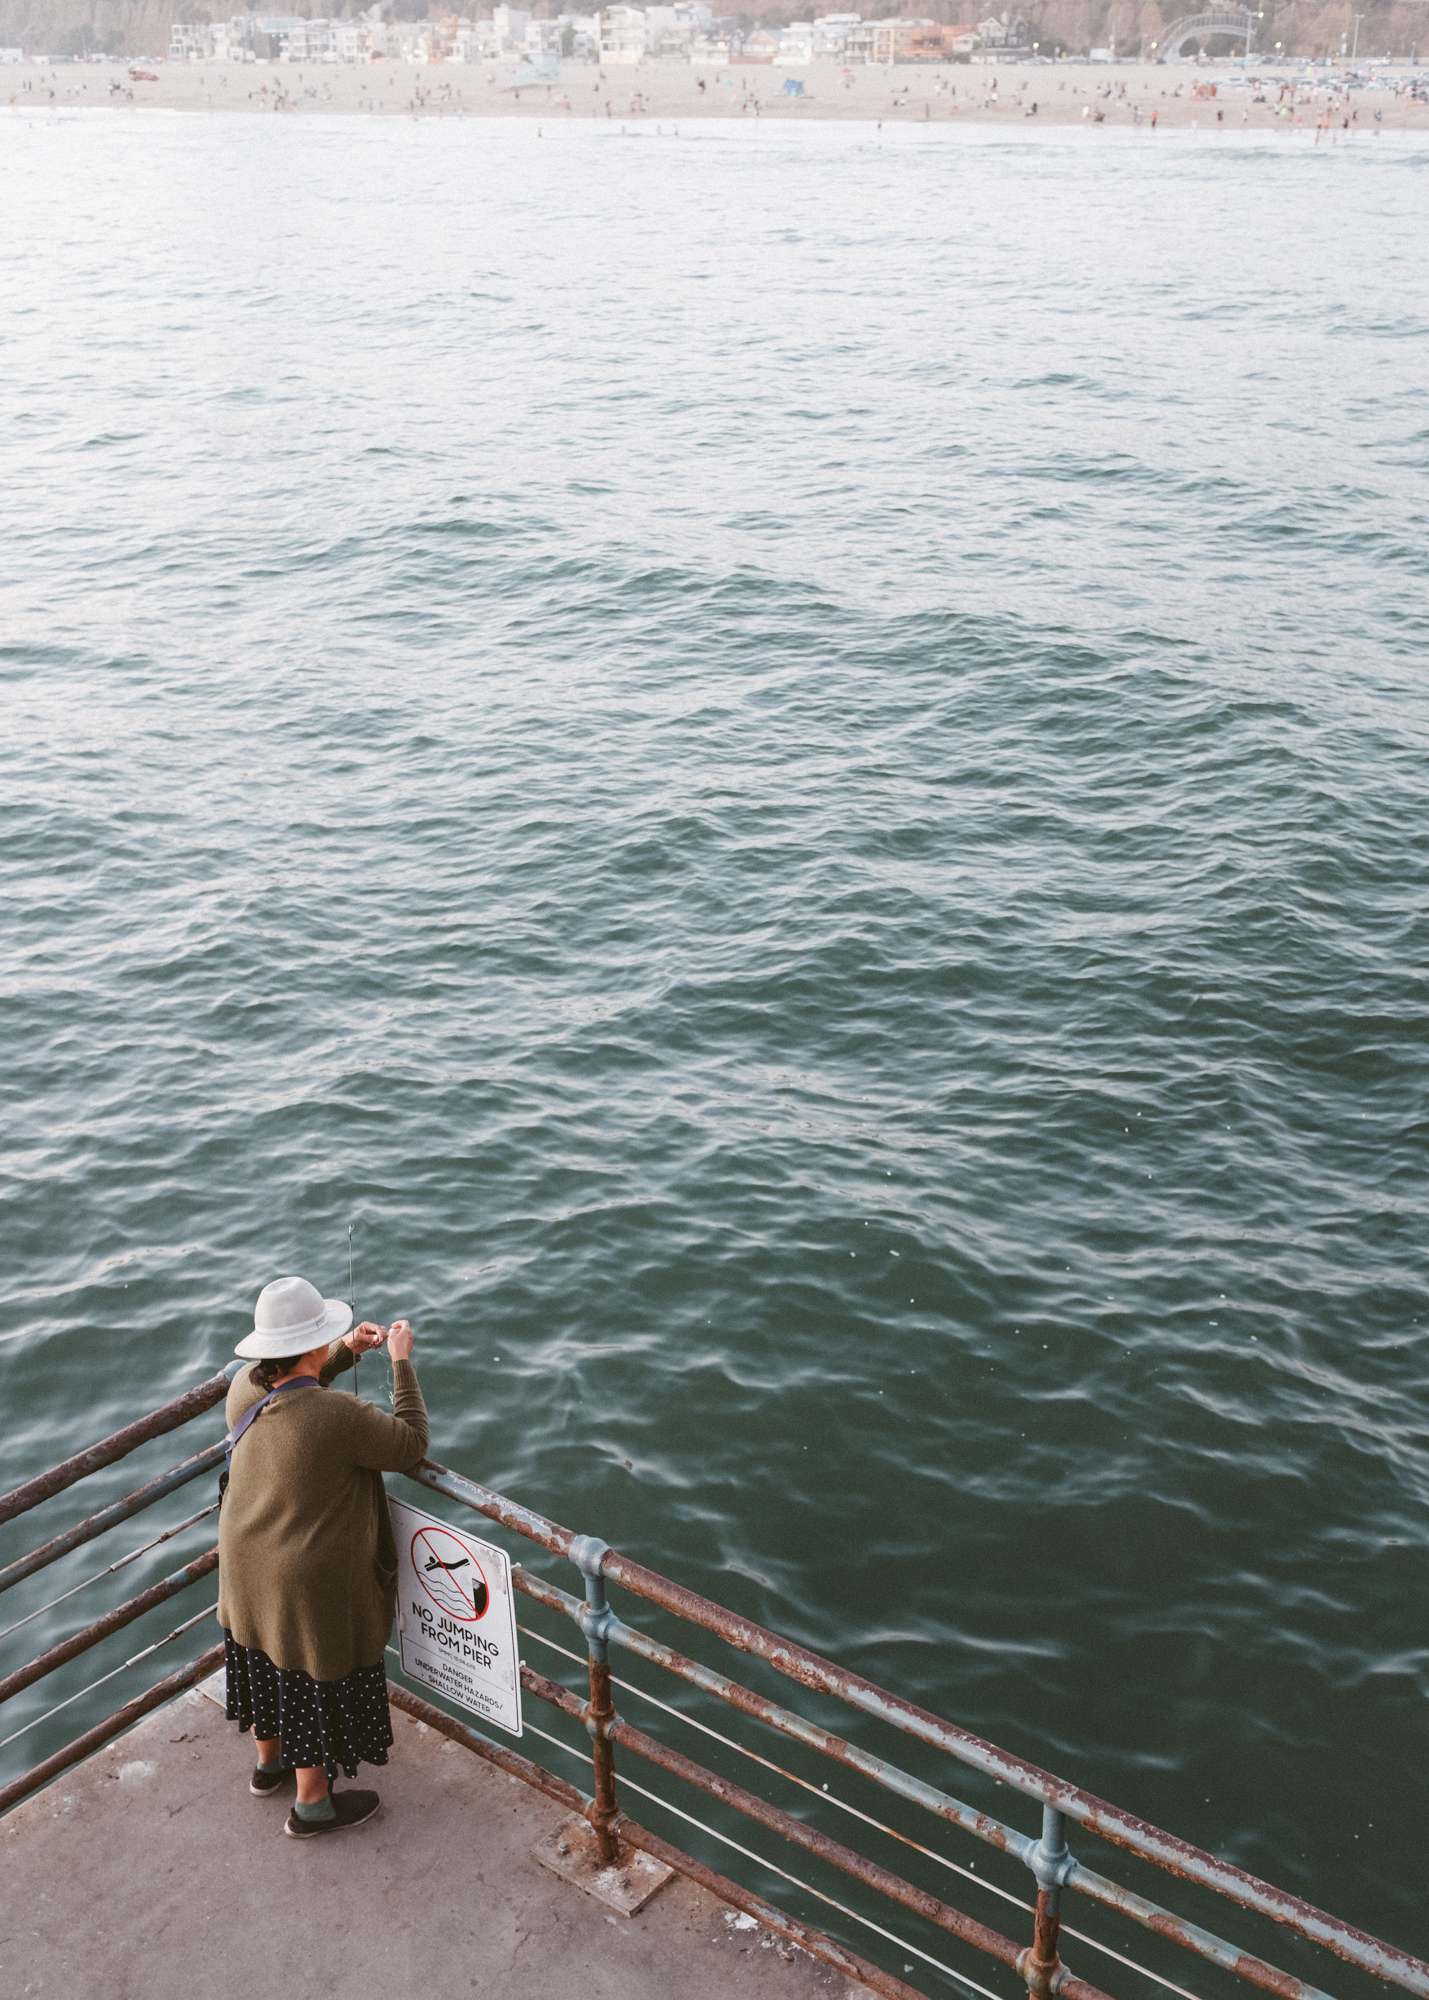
[1,1370,1424,2000]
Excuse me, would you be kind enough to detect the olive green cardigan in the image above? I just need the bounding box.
[217,1342,429,1683]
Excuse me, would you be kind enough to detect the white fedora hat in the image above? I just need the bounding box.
[236,1276,352,1360]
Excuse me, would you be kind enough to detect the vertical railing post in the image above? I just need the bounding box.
[570,1533,621,1867]
[1019,1805,1071,1999]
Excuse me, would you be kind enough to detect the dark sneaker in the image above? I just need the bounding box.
[250,1765,293,1798]
[284,1789,381,1839]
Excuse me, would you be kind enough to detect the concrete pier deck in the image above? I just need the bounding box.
[0,1681,882,2000]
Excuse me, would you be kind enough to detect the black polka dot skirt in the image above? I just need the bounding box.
[223,1631,393,1782]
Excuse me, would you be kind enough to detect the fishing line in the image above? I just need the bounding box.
[348,1219,360,1400]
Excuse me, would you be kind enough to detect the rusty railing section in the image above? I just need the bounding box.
[405,1455,1429,2000]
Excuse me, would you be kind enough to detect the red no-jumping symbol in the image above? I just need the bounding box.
[412,1526,489,1622]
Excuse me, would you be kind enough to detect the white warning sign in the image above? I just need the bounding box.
[391,1496,522,1737]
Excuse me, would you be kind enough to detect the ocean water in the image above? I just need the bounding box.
[2,110,1427,1989]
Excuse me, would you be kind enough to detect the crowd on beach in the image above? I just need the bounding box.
[7,53,1429,132]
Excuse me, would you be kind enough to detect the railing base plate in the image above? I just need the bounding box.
[535,1812,675,1915]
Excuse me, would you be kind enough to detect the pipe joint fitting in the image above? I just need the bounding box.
[1028,1836,1077,1892]
[579,1598,614,1655]
[1015,1946,1068,1997]
[572,1535,614,1659]
[569,1533,611,1581]
[1027,1804,1075,1892]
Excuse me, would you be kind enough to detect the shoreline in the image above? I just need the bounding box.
[8,57,1429,133]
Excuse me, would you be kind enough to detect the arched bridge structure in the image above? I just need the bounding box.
[1157,9,1255,57]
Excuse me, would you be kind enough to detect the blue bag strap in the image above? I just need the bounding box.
[224,1375,317,1457]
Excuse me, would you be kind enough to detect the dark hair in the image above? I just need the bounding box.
[251,1353,307,1393]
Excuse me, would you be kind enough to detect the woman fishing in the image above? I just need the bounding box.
[217,1274,428,1838]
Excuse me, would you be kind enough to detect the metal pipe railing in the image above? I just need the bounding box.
[515,1558,1032,1852]
[408,1456,1429,1999]
[597,1542,1424,1994]
[0,1602,219,1758]
[0,1502,218,1647]
[522,1657,1116,2000]
[512,1564,1331,2000]
[0,1548,218,1707]
[516,1618,1226,2000]
[568,1534,621,1867]
[406,1458,575,1562]
[0,1641,224,1817]
[0,1371,234,1528]
[0,1443,226,1599]
[385,1680,927,2000]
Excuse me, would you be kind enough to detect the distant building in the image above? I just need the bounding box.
[643,2,712,55]
[976,13,1030,49]
[812,13,860,57]
[775,21,814,63]
[160,8,1009,75]
[524,18,565,57]
[286,20,349,61]
[859,18,977,60]
[739,27,780,60]
[492,6,532,51]
[599,5,648,63]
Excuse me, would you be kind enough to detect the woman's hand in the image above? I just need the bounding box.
[346,1322,388,1356]
[386,1318,415,1362]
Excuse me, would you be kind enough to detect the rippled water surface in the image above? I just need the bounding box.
[2,111,1427,1983]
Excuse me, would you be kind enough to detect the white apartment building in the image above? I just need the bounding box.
[644,6,684,56]
[598,5,648,63]
[644,1,712,52]
[521,19,557,56]
[452,20,502,60]
[286,20,350,62]
[775,23,814,62]
[170,17,250,59]
[254,16,309,53]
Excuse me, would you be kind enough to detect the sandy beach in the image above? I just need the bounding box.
[8,55,1429,132]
